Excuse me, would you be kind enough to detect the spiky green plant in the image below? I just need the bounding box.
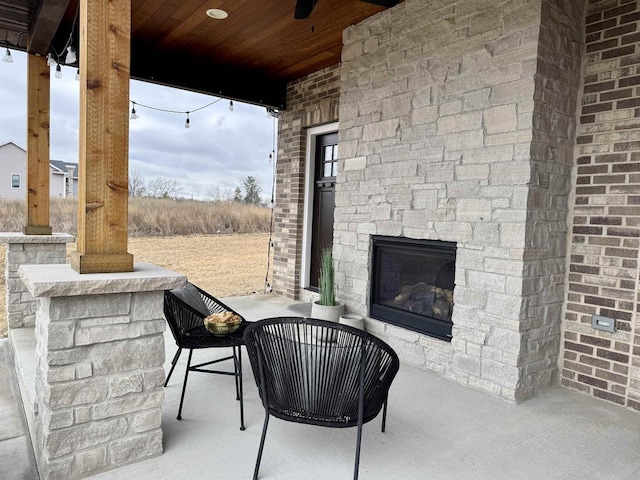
[318,248,335,306]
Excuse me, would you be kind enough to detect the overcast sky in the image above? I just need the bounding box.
[0,50,276,201]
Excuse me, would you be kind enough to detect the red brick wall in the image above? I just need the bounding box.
[563,0,640,412]
[272,65,340,299]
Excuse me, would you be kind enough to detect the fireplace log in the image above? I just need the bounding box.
[392,282,453,321]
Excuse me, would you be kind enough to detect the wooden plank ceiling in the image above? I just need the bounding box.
[1,0,394,109]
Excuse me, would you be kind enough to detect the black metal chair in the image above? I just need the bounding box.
[243,316,400,480]
[163,282,248,430]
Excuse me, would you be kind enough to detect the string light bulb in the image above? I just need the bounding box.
[130,103,139,120]
[47,53,56,67]
[229,100,234,112]
[55,64,62,79]
[185,112,190,129]
[75,68,80,81]
[2,48,12,63]
[65,46,76,65]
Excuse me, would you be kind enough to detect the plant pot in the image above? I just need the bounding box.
[339,314,364,331]
[311,301,344,342]
[310,301,345,323]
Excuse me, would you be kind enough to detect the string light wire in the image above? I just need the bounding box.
[264,114,278,293]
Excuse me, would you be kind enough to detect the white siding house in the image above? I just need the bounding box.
[0,142,78,199]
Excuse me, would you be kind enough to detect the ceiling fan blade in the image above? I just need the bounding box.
[294,0,317,19]
[360,0,399,7]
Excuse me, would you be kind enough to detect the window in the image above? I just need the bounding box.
[11,174,21,189]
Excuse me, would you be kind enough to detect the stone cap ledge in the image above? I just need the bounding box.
[19,263,186,298]
[0,233,75,244]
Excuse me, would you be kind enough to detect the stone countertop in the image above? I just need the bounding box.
[19,262,186,298]
[0,233,75,244]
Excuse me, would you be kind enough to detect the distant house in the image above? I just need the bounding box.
[0,141,78,199]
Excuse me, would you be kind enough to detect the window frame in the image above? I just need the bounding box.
[11,173,21,189]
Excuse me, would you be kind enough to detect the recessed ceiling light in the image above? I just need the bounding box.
[206,8,228,19]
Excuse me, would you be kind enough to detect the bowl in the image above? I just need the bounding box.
[204,313,241,336]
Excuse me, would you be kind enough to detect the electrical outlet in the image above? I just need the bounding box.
[592,315,615,333]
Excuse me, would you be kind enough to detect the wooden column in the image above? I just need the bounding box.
[70,0,133,273]
[24,53,53,236]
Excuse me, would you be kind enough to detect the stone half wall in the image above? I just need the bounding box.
[335,0,582,401]
[272,65,340,299]
[563,0,640,413]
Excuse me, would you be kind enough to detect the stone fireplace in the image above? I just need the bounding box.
[273,0,584,403]
[370,236,456,341]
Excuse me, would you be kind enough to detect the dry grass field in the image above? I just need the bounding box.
[0,233,272,339]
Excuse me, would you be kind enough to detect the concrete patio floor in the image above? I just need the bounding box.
[3,293,640,479]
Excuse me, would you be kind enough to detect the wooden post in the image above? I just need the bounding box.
[24,53,53,236]
[70,0,134,273]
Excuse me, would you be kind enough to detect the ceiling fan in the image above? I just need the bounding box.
[294,0,400,20]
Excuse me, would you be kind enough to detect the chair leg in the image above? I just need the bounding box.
[233,347,241,401]
[177,349,193,420]
[253,411,270,480]
[381,394,388,433]
[164,347,182,387]
[354,419,364,480]
[238,347,245,431]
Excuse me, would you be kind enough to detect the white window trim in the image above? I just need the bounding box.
[11,173,21,189]
[300,122,339,296]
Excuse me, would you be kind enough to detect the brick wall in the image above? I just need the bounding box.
[272,65,340,299]
[563,0,640,412]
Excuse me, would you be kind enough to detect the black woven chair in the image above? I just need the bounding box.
[243,316,399,480]
[164,282,248,430]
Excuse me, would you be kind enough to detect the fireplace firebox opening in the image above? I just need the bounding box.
[370,236,456,341]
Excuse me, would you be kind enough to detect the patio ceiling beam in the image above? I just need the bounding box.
[24,53,52,235]
[130,44,287,110]
[28,0,71,55]
[70,0,133,274]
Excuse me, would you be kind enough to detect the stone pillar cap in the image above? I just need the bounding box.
[19,262,186,298]
[0,232,75,244]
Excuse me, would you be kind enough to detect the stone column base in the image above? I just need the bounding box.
[19,262,185,480]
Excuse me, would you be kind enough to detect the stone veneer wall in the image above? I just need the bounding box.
[335,0,582,401]
[2,234,74,329]
[272,65,340,298]
[563,0,640,412]
[19,263,184,479]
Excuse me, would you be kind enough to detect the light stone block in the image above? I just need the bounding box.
[467,271,505,293]
[46,378,108,409]
[484,105,518,134]
[109,373,144,398]
[436,111,482,134]
[486,293,524,320]
[74,447,108,476]
[362,119,399,141]
[132,409,163,434]
[109,430,163,467]
[92,336,165,375]
[44,418,128,459]
[343,156,367,171]
[92,391,163,420]
[456,198,492,222]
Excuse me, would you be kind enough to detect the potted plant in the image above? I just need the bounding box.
[310,247,344,323]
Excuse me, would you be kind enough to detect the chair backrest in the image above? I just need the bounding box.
[164,282,242,347]
[243,317,399,428]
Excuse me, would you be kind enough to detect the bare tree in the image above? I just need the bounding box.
[128,169,146,197]
[205,185,234,202]
[147,177,180,199]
